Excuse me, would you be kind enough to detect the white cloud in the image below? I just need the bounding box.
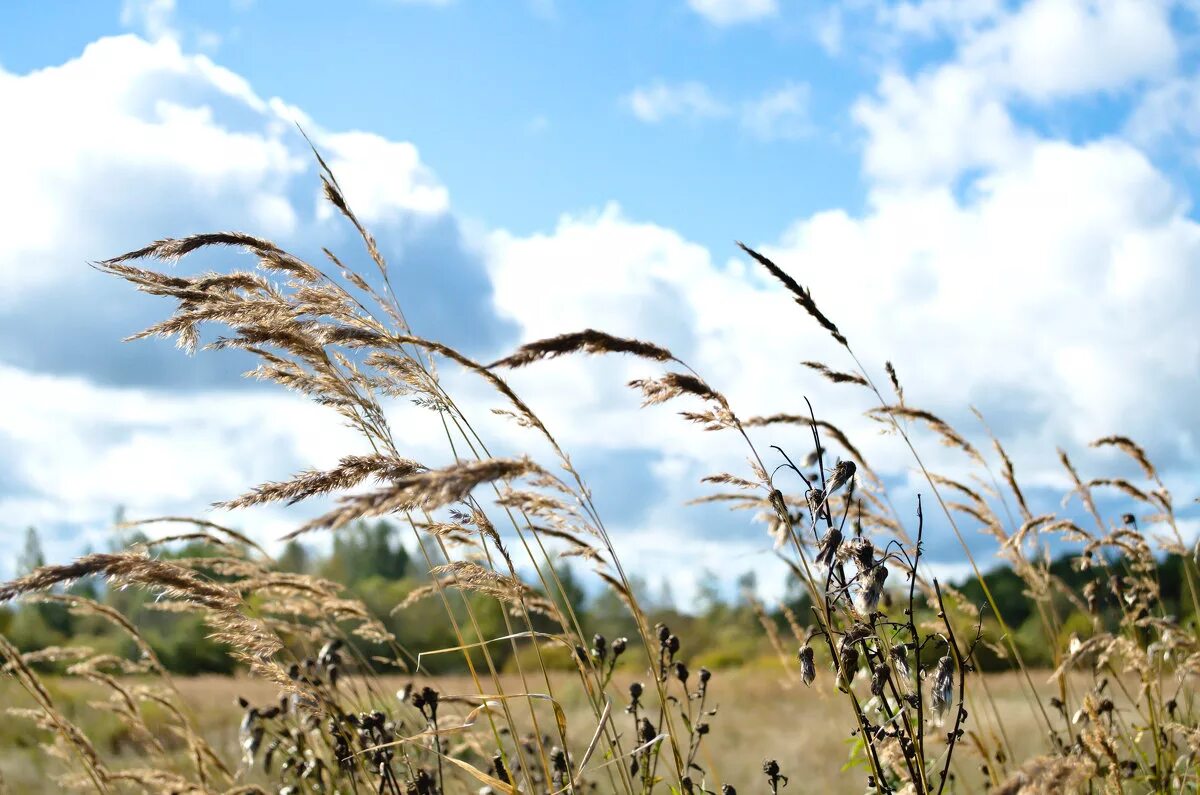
[0,34,487,569]
[626,80,813,142]
[815,6,845,54]
[121,0,178,41]
[0,364,353,567]
[876,0,1004,38]
[740,82,812,141]
[0,36,297,303]
[625,80,729,123]
[854,0,1181,189]
[0,35,453,306]
[687,0,778,25]
[960,0,1177,100]
[481,132,1200,567]
[316,132,450,223]
[854,65,1031,187]
[1126,75,1200,157]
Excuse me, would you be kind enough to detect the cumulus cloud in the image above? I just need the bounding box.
[854,0,1180,189]
[0,34,508,388]
[960,0,1177,100]
[854,65,1031,187]
[0,34,513,570]
[686,0,778,25]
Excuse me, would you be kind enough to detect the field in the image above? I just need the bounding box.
[1,669,1072,794]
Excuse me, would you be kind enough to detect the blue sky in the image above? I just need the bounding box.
[3,0,1200,602]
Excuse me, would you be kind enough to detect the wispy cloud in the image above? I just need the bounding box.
[120,0,178,41]
[625,80,730,123]
[686,0,777,26]
[740,82,812,141]
[625,79,812,141]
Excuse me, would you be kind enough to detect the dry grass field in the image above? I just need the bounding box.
[0,668,1088,794]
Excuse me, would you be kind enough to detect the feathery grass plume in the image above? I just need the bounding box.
[972,408,1033,522]
[1091,435,1158,482]
[868,405,986,466]
[628,371,727,408]
[737,242,847,346]
[801,360,868,386]
[749,597,797,683]
[0,552,236,607]
[118,517,271,559]
[1058,448,1107,532]
[884,360,903,403]
[488,328,675,369]
[0,634,110,792]
[288,457,543,537]
[103,230,313,272]
[993,755,1096,795]
[1086,477,1157,506]
[0,552,283,682]
[427,561,537,605]
[1004,514,1056,551]
[701,472,761,490]
[217,454,424,509]
[927,473,992,519]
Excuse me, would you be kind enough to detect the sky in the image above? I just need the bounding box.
[2,0,1199,604]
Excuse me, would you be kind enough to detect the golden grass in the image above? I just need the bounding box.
[0,669,1069,795]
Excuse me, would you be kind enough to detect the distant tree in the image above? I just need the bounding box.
[17,526,45,576]
[323,520,410,584]
[654,576,678,612]
[692,568,723,614]
[735,570,758,605]
[278,539,311,574]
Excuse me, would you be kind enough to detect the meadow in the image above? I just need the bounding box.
[1,670,1076,794]
[1,152,1197,794]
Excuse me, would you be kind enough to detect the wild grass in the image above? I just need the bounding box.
[2,150,1198,794]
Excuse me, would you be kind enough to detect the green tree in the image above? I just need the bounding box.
[17,526,45,575]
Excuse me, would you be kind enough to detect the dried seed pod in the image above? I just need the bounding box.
[762,759,788,792]
[870,663,889,697]
[931,655,954,722]
[806,487,827,518]
[890,645,911,685]
[798,645,816,686]
[638,717,656,744]
[816,526,843,567]
[856,565,889,614]
[673,661,689,684]
[826,460,856,495]
[838,645,860,692]
[592,632,607,662]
